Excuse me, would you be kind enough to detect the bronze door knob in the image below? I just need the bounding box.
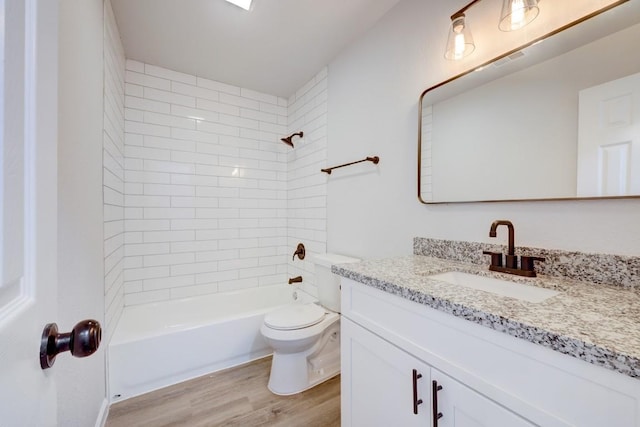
[40,319,102,369]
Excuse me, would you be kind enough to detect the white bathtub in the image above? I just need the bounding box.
[108,284,314,401]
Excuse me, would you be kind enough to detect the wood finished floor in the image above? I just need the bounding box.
[105,356,341,427]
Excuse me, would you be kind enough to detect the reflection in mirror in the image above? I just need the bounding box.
[418,1,640,203]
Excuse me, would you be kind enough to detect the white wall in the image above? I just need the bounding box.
[103,0,126,343]
[58,0,107,425]
[327,0,640,258]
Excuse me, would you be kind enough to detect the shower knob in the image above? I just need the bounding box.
[40,319,102,369]
[292,243,306,261]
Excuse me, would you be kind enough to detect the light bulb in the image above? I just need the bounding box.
[499,0,539,31]
[511,0,525,29]
[454,33,466,60]
[445,14,474,60]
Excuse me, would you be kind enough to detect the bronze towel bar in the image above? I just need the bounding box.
[321,156,379,175]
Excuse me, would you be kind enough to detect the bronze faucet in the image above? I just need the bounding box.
[489,220,516,268]
[484,220,544,277]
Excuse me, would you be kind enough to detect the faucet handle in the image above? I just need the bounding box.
[482,251,503,267]
[520,256,545,272]
[292,243,306,261]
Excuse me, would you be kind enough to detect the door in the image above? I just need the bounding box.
[431,369,535,427]
[577,72,640,197]
[341,318,431,427]
[0,0,59,425]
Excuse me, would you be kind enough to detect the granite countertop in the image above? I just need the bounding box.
[333,255,640,379]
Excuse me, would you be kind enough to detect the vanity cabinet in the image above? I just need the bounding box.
[342,318,431,426]
[340,278,640,427]
[342,318,534,427]
[430,368,534,427]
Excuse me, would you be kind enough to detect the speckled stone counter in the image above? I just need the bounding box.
[332,255,640,379]
[414,237,640,287]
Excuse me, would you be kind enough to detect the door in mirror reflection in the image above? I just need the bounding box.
[577,72,640,197]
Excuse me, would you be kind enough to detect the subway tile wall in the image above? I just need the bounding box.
[121,62,328,305]
[287,68,328,297]
[103,0,126,340]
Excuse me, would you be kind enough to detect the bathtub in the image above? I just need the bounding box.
[108,284,314,401]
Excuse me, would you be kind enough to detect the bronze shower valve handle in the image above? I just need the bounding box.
[292,243,305,261]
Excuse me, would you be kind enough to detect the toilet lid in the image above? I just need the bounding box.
[264,304,326,330]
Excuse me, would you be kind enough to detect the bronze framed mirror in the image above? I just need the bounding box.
[418,0,640,203]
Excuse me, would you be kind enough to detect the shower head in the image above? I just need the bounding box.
[280,131,303,148]
[280,136,294,148]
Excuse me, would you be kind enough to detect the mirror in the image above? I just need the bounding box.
[418,1,640,203]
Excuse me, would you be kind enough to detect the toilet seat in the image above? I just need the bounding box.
[264,304,326,330]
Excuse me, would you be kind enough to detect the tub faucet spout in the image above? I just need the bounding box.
[288,276,303,285]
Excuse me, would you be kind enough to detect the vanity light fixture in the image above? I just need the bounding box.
[224,0,253,11]
[445,13,475,60]
[499,0,540,31]
[445,0,541,60]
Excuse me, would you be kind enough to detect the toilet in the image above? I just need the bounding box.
[260,253,359,395]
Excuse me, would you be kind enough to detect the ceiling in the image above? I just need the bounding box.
[111,0,402,98]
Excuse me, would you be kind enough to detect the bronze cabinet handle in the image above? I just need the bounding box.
[432,380,443,426]
[412,369,423,414]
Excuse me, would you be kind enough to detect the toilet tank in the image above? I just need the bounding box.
[314,253,360,313]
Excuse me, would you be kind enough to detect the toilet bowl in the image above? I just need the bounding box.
[260,253,359,395]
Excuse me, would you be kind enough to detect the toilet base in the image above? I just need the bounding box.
[267,325,340,395]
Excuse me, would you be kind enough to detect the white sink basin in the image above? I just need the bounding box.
[428,271,559,303]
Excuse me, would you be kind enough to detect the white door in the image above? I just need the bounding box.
[431,369,535,427]
[341,318,431,427]
[0,0,59,425]
[577,72,640,197]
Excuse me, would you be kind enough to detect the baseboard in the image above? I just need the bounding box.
[94,398,109,427]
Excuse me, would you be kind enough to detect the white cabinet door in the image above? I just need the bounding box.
[431,369,535,427]
[341,318,431,427]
